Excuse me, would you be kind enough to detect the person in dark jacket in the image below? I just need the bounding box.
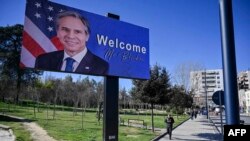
[165,114,175,140]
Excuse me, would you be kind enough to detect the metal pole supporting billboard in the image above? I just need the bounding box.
[103,13,120,141]
[219,0,240,125]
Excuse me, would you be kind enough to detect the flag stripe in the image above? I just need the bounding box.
[20,45,36,68]
[24,16,57,52]
[22,31,46,57]
[51,36,64,50]
[19,62,25,69]
[21,0,64,68]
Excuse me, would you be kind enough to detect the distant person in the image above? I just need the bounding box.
[190,109,194,120]
[165,114,175,140]
[35,11,109,75]
[194,109,198,119]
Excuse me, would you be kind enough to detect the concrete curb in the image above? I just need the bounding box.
[0,113,32,122]
[0,124,11,130]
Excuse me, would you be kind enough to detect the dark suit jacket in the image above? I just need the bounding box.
[35,50,109,75]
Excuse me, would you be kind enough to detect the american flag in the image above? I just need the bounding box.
[21,0,67,68]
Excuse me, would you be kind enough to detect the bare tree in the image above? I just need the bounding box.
[0,74,12,102]
[49,78,62,120]
[173,62,204,92]
[32,79,44,118]
[119,87,128,115]
[75,77,88,129]
[62,75,77,116]
[96,81,104,124]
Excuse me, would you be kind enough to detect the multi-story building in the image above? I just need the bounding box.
[245,90,250,114]
[238,71,250,90]
[190,69,224,108]
[190,69,250,113]
[238,71,250,113]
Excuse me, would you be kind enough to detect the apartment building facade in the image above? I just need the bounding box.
[238,71,250,113]
[238,71,250,90]
[190,69,224,108]
[190,69,250,113]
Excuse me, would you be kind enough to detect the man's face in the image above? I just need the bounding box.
[57,16,89,56]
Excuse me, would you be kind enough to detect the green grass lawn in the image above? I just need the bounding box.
[120,112,188,129]
[0,102,188,141]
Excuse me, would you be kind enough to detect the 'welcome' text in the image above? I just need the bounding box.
[96,34,147,54]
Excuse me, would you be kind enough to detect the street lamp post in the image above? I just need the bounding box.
[204,70,209,119]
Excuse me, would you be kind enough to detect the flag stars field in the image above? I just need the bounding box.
[47,26,53,32]
[48,6,54,11]
[34,12,41,18]
[35,2,41,8]
[47,16,53,21]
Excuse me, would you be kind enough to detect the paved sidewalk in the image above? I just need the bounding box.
[0,125,15,141]
[158,115,223,141]
[209,115,226,134]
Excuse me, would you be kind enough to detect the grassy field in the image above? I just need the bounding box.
[120,113,188,129]
[0,102,188,141]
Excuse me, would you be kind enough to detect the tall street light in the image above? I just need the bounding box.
[204,70,208,119]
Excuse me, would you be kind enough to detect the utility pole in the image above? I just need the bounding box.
[204,70,208,119]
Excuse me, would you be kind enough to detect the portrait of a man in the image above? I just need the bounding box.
[35,11,109,75]
[21,0,149,79]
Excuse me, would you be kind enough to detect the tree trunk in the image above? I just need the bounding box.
[46,103,49,124]
[82,105,84,129]
[53,91,58,120]
[33,102,36,117]
[151,103,155,132]
[15,69,21,104]
[36,98,40,112]
[7,102,10,112]
[32,90,36,118]
[53,103,56,120]
[1,95,5,102]
[84,100,86,116]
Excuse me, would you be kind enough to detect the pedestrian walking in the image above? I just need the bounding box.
[194,109,198,119]
[190,109,194,120]
[165,114,175,140]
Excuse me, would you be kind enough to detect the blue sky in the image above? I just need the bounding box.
[1,0,249,91]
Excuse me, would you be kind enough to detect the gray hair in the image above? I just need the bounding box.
[55,11,90,34]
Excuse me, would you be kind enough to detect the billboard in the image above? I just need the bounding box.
[20,0,150,79]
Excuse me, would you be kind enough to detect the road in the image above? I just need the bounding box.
[209,113,250,134]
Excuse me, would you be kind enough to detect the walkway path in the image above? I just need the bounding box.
[0,114,55,141]
[0,124,15,141]
[23,122,56,141]
[158,115,223,141]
